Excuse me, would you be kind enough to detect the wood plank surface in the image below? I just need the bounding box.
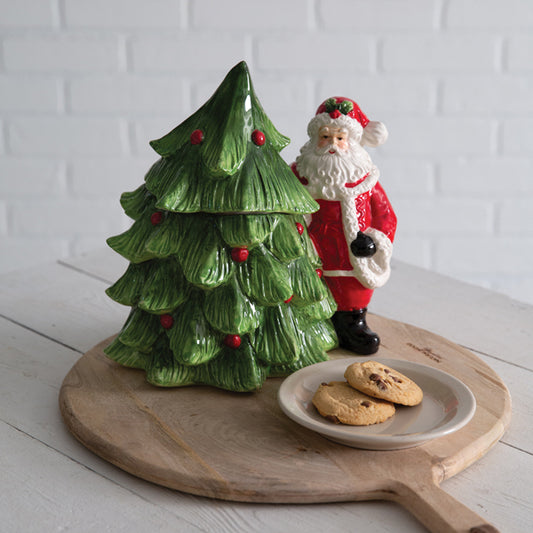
[0,261,128,352]
[0,420,196,533]
[59,315,511,533]
[372,262,533,368]
[2,253,531,532]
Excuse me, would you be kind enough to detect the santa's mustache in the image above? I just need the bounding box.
[315,145,343,156]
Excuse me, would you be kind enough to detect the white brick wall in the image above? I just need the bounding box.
[508,35,533,70]
[4,35,121,72]
[1,0,532,305]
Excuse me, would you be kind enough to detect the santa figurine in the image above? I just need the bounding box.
[292,97,397,355]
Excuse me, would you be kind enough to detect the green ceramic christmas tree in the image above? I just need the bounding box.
[104,61,337,392]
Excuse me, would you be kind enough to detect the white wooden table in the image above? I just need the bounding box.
[1,248,532,533]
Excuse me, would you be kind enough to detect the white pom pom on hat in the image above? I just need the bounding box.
[361,120,388,147]
[308,97,388,147]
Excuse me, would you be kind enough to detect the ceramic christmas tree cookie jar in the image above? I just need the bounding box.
[292,97,397,355]
[104,61,337,392]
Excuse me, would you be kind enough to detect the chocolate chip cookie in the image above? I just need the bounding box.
[312,381,396,426]
[344,361,423,406]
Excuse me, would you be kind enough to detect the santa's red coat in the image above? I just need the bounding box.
[291,162,397,311]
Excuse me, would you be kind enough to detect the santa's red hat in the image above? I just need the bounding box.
[308,97,388,148]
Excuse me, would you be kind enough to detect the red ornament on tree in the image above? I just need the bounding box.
[224,334,241,349]
[252,129,265,146]
[160,314,174,329]
[284,295,294,304]
[231,247,249,262]
[295,222,304,235]
[150,212,163,225]
[190,129,204,145]
[316,268,323,278]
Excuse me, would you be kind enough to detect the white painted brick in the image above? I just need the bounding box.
[499,199,533,235]
[257,34,372,71]
[192,0,309,30]
[442,76,533,115]
[439,158,533,195]
[382,35,497,72]
[69,76,186,114]
[502,119,533,155]
[318,0,435,31]
[0,0,530,308]
[64,0,184,28]
[0,0,54,27]
[507,36,533,71]
[270,111,312,164]
[131,35,247,72]
[317,75,434,116]
[435,237,533,274]
[70,158,152,198]
[0,237,69,275]
[0,201,7,235]
[3,35,119,72]
[382,117,493,156]
[7,117,126,156]
[0,76,59,112]
[0,118,5,154]
[131,117,182,157]
[226,75,311,114]
[0,159,64,197]
[391,235,432,269]
[393,198,492,235]
[447,0,533,29]
[192,77,232,109]
[11,198,124,237]
[378,158,434,195]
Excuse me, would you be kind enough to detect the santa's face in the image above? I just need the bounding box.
[316,126,349,153]
[296,123,375,200]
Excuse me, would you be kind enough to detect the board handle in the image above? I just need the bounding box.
[387,478,500,533]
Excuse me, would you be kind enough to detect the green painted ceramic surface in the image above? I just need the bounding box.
[105,61,337,392]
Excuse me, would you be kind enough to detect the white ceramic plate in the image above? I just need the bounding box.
[278,357,476,450]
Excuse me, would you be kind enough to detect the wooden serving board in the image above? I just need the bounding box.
[60,315,511,533]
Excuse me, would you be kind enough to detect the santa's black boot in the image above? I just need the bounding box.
[331,308,380,355]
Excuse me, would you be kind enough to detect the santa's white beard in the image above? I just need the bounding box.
[295,141,374,201]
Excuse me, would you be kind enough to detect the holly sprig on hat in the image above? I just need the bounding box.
[324,98,354,116]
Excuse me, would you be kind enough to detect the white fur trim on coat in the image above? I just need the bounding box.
[349,228,393,289]
[337,177,393,289]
